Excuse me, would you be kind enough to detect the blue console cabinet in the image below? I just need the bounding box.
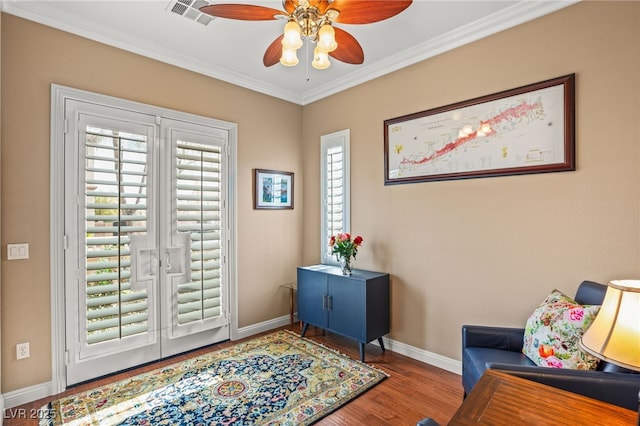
[297,264,390,362]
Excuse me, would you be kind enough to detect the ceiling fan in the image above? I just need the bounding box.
[200,0,413,69]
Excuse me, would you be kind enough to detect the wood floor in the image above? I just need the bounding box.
[4,324,464,425]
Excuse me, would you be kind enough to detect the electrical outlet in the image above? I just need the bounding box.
[16,342,30,360]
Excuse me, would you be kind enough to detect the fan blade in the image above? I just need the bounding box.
[284,0,326,13]
[330,0,412,24]
[282,0,296,13]
[330,27,364,64]
[309,0,329,8]
[263,35,285,67]
[200,4,283,21]
[315,0,332,13]
[282,0,329,13]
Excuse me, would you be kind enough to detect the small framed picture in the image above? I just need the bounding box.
[253,169,294,209]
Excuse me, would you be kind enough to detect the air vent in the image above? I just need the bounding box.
[168,0,214,26]
[171,2,189,15]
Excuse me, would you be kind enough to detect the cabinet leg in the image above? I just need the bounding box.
[359,343,365,362]
[378,337,386,352]
[301,322,308,337]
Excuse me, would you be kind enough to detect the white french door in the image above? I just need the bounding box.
[63,99,231,385]
[159,118,230,356]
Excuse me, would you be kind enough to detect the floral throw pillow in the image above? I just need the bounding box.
[522,290,601,370]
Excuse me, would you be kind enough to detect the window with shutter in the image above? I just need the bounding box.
[175,140,223,325]
[85,125,150,345]
[320,129,350,264]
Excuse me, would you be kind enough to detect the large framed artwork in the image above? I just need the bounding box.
[384,74,575,184]
[253,169,294,209]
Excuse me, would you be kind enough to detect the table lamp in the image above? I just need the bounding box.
[579,279,640,423]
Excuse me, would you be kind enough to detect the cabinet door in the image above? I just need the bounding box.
[328,276,365,341]
[297,268,328,328]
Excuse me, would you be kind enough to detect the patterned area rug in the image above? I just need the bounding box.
[41,330,387,425]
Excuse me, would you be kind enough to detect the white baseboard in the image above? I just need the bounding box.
[3,381,55,411]
[380,336,462,375]
[2,314,460,411]
[234,314,294,340]
[238,314,462,376]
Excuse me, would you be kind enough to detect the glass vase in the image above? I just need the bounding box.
[339,256,353,275]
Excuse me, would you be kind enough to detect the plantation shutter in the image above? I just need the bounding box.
[320,130,350,264]
[159,119,230,351]
[175,140,223,325]
[83,123,154,349]
[326,146,345,241]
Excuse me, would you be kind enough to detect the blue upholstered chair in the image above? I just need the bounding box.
[461,280,640,411]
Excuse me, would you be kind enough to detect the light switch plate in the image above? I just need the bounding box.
[7,243,29,260]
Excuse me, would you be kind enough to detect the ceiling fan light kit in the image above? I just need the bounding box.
[200,0,412,70]
[281,20,336,68]
[280,2,339,69]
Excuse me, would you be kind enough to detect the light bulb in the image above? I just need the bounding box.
[282,21,302,50]
[280,47,299,66]
[312,46,330,69]
[317,24,337,52]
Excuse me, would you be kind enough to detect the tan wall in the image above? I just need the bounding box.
[0,14,303,391]
[302,1,640,358]
[0,11,3,398]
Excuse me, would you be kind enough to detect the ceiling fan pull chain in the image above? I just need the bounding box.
[305,41,311,82]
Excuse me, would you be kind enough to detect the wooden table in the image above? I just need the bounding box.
[280,282,297,325]
[449,369,637,425]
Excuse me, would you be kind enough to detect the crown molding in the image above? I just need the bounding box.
[1,0,304,104]
[2,0,578,106]
[300,0,579,105]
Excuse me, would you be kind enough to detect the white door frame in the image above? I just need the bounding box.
[50,84,239,393]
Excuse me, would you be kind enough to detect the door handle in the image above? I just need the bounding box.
[128,234,157,291]
[165,232,191,276]
[165,251,172,272]
[165,247,184,274]
[322,294,333,310]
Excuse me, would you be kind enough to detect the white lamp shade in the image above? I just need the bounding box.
[580,280,640,371]
[312,46,330,69]
[280,47,299,66]
[317,24,337,52]
[282,21,303,50]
